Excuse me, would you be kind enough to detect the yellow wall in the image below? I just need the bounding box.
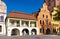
[51,7,59,32]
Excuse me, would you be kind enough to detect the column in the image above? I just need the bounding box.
[20,20,22,27]
[7,19,10,26]
[37,28,39,35]
[29,21,30,27]
[14,21,17,27]
[29,29,31,35]
[36,21,38,27]
[20,29,22,36]
[7,28,11,36]
[3,24,6,35]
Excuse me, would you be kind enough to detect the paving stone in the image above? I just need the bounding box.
[0,35,60,39]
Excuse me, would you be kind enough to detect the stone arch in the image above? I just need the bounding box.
[22,28,29,35]
[11,28,20,36]
[31,29,37,35]
[53,28,57,34]
[46,28,51,34]
[57,28,60,34]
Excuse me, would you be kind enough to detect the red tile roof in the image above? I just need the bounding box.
[7,11,36,20]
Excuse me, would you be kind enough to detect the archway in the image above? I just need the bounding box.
[46,28,51,34]
[11,28,20,36]
[53,28,57,34]
[57,28,60,35]
[31,29,37,35]
[22,28,29,35]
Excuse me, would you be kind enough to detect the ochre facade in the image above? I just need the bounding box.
[37,3,53,35]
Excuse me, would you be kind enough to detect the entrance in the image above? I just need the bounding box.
[11,28,20,36]
[31,29,37,35]
[22,29,29,35]
[46,28,51,34]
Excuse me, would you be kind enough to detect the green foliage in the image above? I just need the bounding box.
[53,4,60,21]
[53,10,60,21]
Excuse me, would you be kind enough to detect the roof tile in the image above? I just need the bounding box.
[8,12,36,20]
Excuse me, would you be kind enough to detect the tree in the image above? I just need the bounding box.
[53,10,60,21]
[53,4,60,21]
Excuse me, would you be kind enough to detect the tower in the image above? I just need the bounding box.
[0,0,7,35]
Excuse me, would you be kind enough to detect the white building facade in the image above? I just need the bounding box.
[0,0,39,36]
[6,12,39,36]
[0,0,7,35]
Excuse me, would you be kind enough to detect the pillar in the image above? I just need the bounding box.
[29,28,31,35]
[29,21,30,27]
[20,20,22,27]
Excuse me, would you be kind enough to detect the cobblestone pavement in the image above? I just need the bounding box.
[0,35,60,39]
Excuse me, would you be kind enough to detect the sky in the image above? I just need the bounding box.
[2,0,44,15]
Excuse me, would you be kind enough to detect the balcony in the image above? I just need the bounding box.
[9,19,20,27]
[30,21,36,27]
[8,19,37,27]
[21,21,29,27]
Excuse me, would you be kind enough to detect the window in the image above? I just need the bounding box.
[0,16,4,22]
[16,21,20,27]
[46,20,48,25]
[22,21,29,27]
[40,28,44,33]
[0,26,2,32]
[30,21,36,27]
[46,15,48,18]
[43,14,44,18]
[1,16,4,22]
[10,19,14,24]
[40,20,44,25]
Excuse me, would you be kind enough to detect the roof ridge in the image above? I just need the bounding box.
[10,11,33,16]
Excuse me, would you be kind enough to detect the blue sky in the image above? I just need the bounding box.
[3,0,44,15]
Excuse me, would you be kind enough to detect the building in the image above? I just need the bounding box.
[52,7,60,34]
[5,12,39,36]
[55,0,60,6]
[44,0,60,13]
[44,0,55,13]
[37,3,53,35]
[0,0,7,35]
[0,0,60,36]
[51,7,58,34]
